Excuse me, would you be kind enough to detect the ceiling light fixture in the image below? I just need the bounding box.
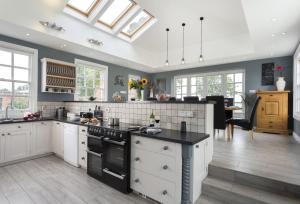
[271,33,276,37]
[165,28,170,66]
[88,38,103,46]
[281,32,287,35]
[26,33,30,36]
[271,18,277,22]
[181,23,186,64]
[39,21,65,32]
[199,17,204,62]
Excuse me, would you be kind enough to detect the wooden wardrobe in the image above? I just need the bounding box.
[256,91,289,135]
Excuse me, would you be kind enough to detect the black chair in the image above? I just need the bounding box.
[227,96,261,141]
[224,98,234,120]
[206,96,227,134]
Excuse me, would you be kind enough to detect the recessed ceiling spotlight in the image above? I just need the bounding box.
[271,18,277,22]
[26,33,30,36]
[281,32,287,35]
[60,44,67,48]
[271,33,276,37]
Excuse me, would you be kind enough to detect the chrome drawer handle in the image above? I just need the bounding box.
[134,179,139,183]
[7,133,11,135]
[18,126,21,128]
[1,134,4,136]
[163,165,168,170]
[135,157,140,161]
[163,146,168,150]
[162,190,168,195]
[81,129,86,132]
[103,168,125,180]
[135,140,140,144]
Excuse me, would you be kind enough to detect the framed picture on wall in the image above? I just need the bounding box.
[261,63,274,85]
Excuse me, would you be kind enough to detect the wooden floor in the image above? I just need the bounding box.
[0,156,154,204]
[212,128,300,186]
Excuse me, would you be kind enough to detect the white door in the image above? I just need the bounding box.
[64,123,79,167]
[5,130,30,162]
[52,122,64,157]
[0,132,5,163]
[34,122,52,155]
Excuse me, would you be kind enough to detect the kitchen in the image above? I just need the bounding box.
[1,0,300,204]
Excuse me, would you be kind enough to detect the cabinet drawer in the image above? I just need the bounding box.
[79,126,87,134]
[4,123,31,131]
[261,93,282,101]
[260,121,284,130]
[79,134,87,150]
[79,149,87,168]
[131,148,177,181]
[131,169,177,204]
[131,135,177,157]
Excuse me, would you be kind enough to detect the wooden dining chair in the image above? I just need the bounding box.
[227,96,261,141]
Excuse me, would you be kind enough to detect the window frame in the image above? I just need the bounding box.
[0,41,38,116]
[97,0,136,29]
[74,59,108,101]
[121,9,154,38]
[67,0,101,17]
[173,69,245,108]
[293,45,300,121]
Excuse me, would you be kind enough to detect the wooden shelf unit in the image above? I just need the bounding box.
[41,58,76,94]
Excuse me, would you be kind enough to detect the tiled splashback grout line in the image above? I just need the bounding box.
[37,101,207,133]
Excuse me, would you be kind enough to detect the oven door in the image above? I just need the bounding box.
[102,137,127,175]
[87,134,104,154]
[86,150,103,179]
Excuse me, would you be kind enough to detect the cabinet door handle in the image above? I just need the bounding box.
[56,123,60,125]
[163,165,168,170]
[196,145,199,148]
[7,133,11,135]
[262,107,264,111]
[162,190,168,195]
[135,140,140,144]
[18,126,21,128]
[135,157,140,161]
[134,179,139,183]
[81,157,85,160]
[81,130,86,132]
[1,134,4,136]
[269,94,273,97]
[81,141,85,145]
[163,146,168,150]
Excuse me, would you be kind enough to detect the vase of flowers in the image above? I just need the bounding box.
[276,66,286,91]
[128,78,148,101]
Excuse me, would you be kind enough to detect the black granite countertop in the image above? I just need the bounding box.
[0,118,209,145]
[131,129,209,145]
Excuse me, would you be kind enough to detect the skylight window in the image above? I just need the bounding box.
[121,10,153,37]
[67,0,100,16]
[98,0,135,28]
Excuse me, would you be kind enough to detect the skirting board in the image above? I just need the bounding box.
[293,132,300,143]
[0,153,54,167]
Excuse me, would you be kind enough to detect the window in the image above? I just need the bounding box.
[67,0,100,16]
[128,74,140,100]
[0,42,37,117]
[174,70,245,110]
[98,0,135,28]
[75,59,108,101]
[121,10,153,37]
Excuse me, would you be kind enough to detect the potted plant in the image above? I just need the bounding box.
[276,65,286,91]
[128,78,148,101]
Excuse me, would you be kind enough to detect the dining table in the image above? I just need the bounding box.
[225,106,242,120]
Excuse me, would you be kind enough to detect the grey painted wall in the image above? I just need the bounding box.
[151,56,293,94]
[151,56,294,130]
[0,34,149,102]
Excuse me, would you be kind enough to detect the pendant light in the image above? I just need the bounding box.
[199,17,204,62]
[181,23,186,64]
[165,28,170,66]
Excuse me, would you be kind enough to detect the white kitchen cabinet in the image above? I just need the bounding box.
[32,121,52,155]
[78,126,87,169]
[5,129,30,162]
[0,131,5,163]
[52,121,64,157]
[64,123,79,167]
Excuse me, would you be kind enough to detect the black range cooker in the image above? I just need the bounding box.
[86,125,131,193]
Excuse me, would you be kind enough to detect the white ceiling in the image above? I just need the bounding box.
[0,0,299,73]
